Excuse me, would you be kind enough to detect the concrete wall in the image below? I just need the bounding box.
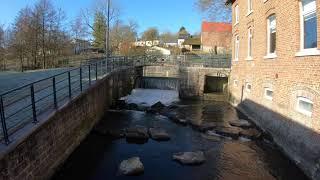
[179,67,230,99]
[0,67,139,180]
[229,0,320,179]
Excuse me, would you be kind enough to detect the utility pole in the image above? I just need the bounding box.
[105,0,111,71]
[106,0,110,58]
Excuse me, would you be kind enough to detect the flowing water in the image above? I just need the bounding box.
[52,89,308,180]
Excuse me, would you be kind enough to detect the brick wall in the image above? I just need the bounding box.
[0,67,139,180]
[201,31,232,53]
[228,0,320,179]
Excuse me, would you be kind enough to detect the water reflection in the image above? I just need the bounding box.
[53,90,308,180]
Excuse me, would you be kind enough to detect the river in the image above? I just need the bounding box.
[52,89,308,180]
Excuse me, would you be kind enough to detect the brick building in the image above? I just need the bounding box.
[201,21,232,54]
[227,0,320,179]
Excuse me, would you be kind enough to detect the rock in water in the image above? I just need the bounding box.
[119,157,144,176]
[215,127,242,139]
[173,151,206,165]
[149,128,170,141]
[151,101,166,111]
[125,127,149,143]
[239,128,262,139]
[126,103,139,110]
[229,119,253,128]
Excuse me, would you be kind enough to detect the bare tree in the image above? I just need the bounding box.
[195,0,232,22]
[142,27,159,41]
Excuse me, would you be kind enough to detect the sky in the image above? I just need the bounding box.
[0,0,206,35]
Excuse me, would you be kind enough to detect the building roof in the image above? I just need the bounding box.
[183,37,201,45]
[201,21,232,33]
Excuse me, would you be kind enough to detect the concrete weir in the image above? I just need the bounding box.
[0,67,140,180]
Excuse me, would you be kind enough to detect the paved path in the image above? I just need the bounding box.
[0,61,113,139]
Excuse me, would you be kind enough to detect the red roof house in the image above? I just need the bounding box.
[201,21,232,54]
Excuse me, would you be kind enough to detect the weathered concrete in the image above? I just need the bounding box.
[179,67,230,99]
[142,65,230,99]
[230,96,320,180]
[0,67,139,180]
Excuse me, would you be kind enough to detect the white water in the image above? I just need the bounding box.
[121,88,179,106]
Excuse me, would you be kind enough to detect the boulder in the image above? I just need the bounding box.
[229,119,253,128]
[206,130,232,140]
[215,127,242,139]
[127,103,139,110]
[149,128,170,141]
[119,157,144,176]
[125,127,149,143]
[173,151,206,165]
[164,113,188,125]
[107,129,125,139]
[151,101,166,111]
[113,100,126,109]
[239,128,261,139]
[192,122,227,132]
[167,104,179,109]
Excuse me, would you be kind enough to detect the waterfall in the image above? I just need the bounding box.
[137,77,179,91]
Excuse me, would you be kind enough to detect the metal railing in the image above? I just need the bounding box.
[0,56,148,144]
[0,54,230,144]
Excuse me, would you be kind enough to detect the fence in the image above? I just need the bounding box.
[0,54,230,144]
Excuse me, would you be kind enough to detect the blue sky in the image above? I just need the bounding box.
[0,0,206,35]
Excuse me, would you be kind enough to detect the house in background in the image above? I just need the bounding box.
[201,21,232,54]
[134,40,160,47]
[182,37,201,51]
[227,0,320,179]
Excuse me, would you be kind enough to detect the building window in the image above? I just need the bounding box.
[248,0,253,13]
[246,83,252,92]
[247,28,253,58]
[301,0,317,49]
[235,5,239,24]
[267,15,276,55]
[264,88,273,100]
[235,35,240,61]
[296,97,313,117]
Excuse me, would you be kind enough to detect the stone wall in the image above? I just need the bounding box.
[179,67,230,99]
[0,67,139,180]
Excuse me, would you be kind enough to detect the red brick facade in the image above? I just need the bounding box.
[230,0,320,131]
[229,1,320,179]
[201,22,232,54]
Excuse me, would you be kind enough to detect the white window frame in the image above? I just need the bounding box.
[247,0,253,15]
[264,88,273,100]
[245,83,252,92]
[296,0,320,57]
[296,97,314,117]
[266,15,276,57]
[235,5,239,25]
[247,27,253,60]
[234,35,240,61]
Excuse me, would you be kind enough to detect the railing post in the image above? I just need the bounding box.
[95,63,98,80]
[0,96,10,145]
[80,67,83,92]
[30,84,37,123]
[68,72,72,99]
[53,77,58,109]
[88,64,91,85]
